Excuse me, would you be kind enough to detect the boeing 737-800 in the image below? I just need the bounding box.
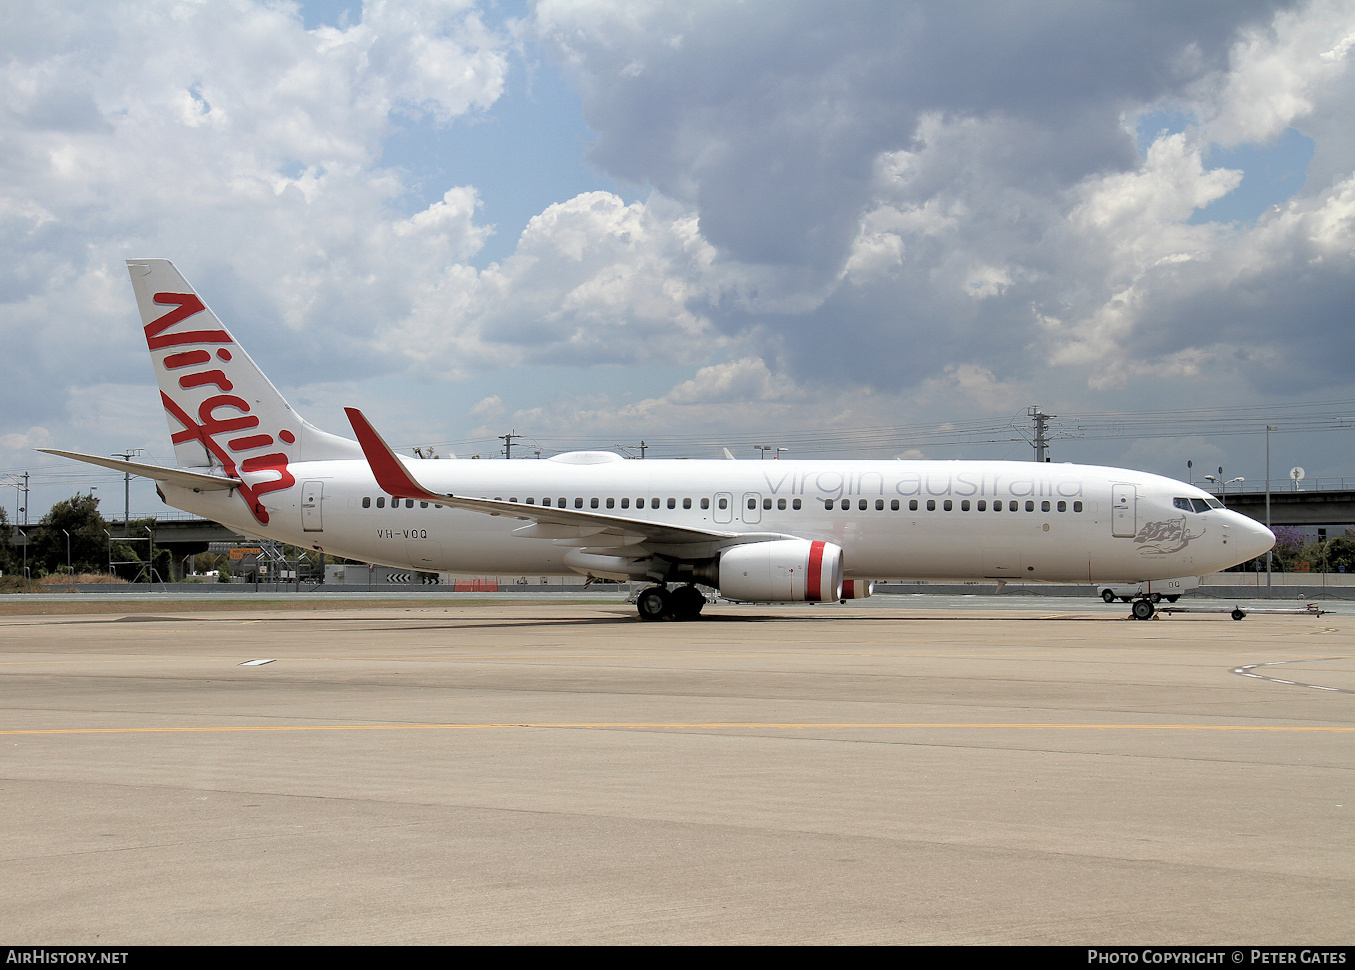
[43,259,1275,621]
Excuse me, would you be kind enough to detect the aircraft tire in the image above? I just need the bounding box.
[669,585,705,621]
[636,586,671,622]
[1231,609,1246,621]
[1150,592,1162,603]
[1101,589,1116,603]
[1131,598,1155,621]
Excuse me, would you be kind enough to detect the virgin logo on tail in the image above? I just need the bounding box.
[147,292,295,525]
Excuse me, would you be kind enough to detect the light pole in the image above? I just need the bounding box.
[1265,425,1277,593]
[1204,474,1244,506]
[754,446,772,459]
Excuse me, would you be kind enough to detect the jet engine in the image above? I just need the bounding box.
[717,539,844,603]
[839,579,874,599]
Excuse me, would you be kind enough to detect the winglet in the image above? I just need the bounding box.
[344,408,448,504]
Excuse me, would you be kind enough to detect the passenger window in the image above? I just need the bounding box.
[927,500,936,511]
[1025,501,1035,512]
[977,500,986,511]
[362,497,371,508]
[1041,501,1050,512]
[944,500,953,511]
[909,500,918,511]
[1010,501,1019,512]
[621,498,630,509]
[701,498,710,509]
[764,498,773,510]
[777,498,786,510]
[1057,501,1066,512]
[961,500,970,511]
[1074,501,1084,512]
[606,498,614,509]
[718,498,728,510]
[825,500,835,510]
[748,498,757,510]
[891,499,899,511]
[875,499,884,510]
[526,497,535,505]
[591,498,599,509]
[683,498,692,509]
[793,499,802,510]
[542,497,551,507]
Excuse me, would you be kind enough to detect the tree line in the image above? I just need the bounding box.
[0,494,173,581]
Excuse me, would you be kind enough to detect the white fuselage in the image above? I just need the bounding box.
[162,456,1274,585]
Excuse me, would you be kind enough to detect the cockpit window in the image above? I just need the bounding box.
[1175,497,1219,513]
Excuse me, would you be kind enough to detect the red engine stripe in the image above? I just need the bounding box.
[807,540,824,601]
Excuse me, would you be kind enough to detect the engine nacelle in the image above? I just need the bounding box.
[718,539,844,603]
[839,579,874,599]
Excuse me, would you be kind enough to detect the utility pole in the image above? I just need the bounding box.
[112,450,142,528]
[1265,426,1277,594]
[499,431,521,460]
[6,472,31,525]
[637,440,646,459]
[1028,406,1054,462]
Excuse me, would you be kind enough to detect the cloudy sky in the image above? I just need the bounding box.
[3,0,1355,519]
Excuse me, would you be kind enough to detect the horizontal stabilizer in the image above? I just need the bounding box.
[39,449,243,491]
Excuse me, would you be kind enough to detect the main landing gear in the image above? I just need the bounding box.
[636,584,707,622]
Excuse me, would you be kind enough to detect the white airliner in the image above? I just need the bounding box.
[44,259,1275,621]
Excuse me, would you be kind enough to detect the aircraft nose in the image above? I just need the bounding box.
[1233,513,1276,561]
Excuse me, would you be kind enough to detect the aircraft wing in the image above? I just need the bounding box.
[38,449,244,491]
[344,408,783,548]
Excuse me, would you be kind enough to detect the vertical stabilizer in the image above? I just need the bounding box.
[127,259,361,524]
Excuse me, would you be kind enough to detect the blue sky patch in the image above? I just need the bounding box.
[1191,127,1314,225]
